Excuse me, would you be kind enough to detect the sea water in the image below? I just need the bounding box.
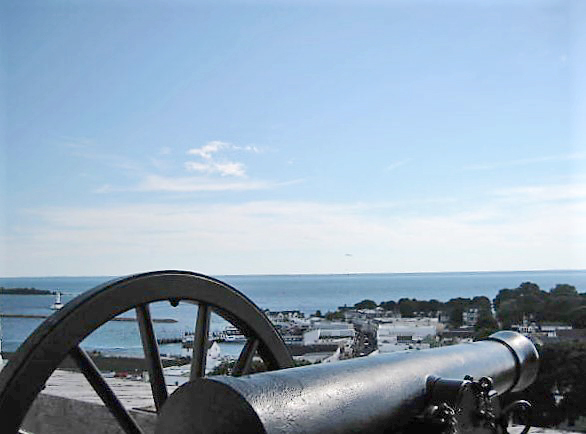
[1,270,585,358]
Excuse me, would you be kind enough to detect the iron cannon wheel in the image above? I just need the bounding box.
[0,270,294,433]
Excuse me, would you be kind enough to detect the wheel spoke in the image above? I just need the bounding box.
[136,304,168,412]
[232,338,259,376]
[190,303,211,380]
[69,346,144,434]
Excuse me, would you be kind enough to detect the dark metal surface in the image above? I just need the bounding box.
[486,330,539,393]
[136,303,168,411]
[190,303,211,380]
[419,376,502,433]
[156,332,538,433]
[233,338,260,377]
[0,271,294,433]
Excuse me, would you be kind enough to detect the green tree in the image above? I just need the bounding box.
[325,310,344,321]
[354,299,377,310]
[550,342,586,427]
[398,298,418,318]
[445,297,473,328]
[543,296,579,323]
[449,306,463,328]
[380,300,397,311]
[478,311,497,327]
[418,299,444,315]
[494,282,548,327]
[569,306,586,329]
[494,288,517,311]
[550,284,578,297]
[504,342,586,428]
[473,309,499,340]
[471,296,491,311]
[497,299,524,329]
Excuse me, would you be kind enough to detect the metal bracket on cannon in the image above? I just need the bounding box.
[408,375,532,434]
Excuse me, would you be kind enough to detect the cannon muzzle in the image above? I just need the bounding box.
[156,331,538,433]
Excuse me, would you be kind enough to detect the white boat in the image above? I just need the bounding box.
[183,326,246,345]
[50,292,64,310]
[221,326,246,343]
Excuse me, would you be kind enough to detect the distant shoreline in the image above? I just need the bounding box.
[0,288,55,295]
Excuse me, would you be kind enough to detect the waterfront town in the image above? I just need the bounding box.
[106,281,586,432]
[2,281,585,432]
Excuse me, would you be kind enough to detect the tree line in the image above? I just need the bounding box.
[494,282,586,329]
[346,294,496,329]
[338,281,585,330]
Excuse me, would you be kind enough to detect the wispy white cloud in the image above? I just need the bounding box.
[187,140,230,159]
[136,175,277,192]
[184,140,263,178]
[96,176,303,193]
[187,141,263,158]
[70,138,284,193]
[185,161,246,177]
[465,152,586,171]
[233,144,262,153]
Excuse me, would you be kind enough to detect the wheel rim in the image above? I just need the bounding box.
[0,270,294,433]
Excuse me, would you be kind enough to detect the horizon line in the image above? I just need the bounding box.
[1,268,585,280]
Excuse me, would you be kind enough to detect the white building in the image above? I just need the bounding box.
[540,323,572,337]
[265,310,305,322]
[376,318,438,353]
[462,308,480,326]
[303,321,355,345]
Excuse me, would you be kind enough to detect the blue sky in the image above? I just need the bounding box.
[1,0,585,277]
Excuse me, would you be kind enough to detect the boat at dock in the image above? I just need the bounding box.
[182,325,246,347]
[221,326,246,343]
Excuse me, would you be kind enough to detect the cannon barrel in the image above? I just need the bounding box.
[156,331,538,433]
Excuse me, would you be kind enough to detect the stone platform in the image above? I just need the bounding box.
[21,369,176,434]
[17,369,582,434]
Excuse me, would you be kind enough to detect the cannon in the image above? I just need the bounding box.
[160,331,538,434]
[0,271,539,433]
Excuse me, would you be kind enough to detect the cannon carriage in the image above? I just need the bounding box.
[0,271,538,433]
